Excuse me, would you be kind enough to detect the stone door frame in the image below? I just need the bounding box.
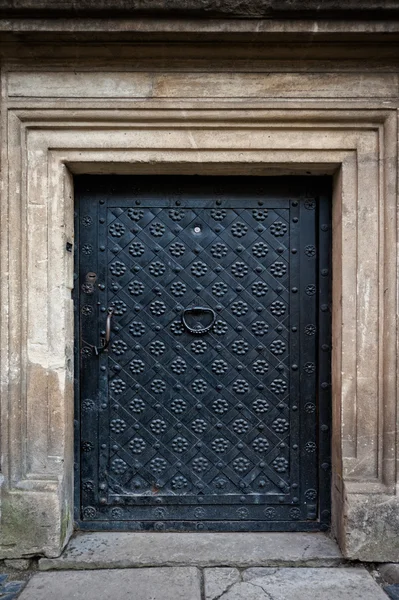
[0,97,397,559]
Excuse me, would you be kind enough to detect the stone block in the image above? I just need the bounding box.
[38,532,342,570]
[235,567,387,600]
[3,559,32,571]
[18,568,201,600]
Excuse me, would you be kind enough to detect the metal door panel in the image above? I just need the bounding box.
[74,176,331,531]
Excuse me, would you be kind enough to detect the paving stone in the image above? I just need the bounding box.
[381,564,399,584]
[39,532,342,570]
[384,585,399,600]
[17,567,201,600]
[4,559,32,571]
[232,567,388,600]
[204,568,241,600]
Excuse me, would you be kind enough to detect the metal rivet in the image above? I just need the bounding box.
[215,226,221,233]
[216,345,222,351]
[292,326,297,332]
[259,461,266,468]
[216,199,222,206]
[113,365,121,372]
[216,423,223,429]
[100,366,106,372]
[321,224,329,231]
[236,325,243,332]
[99,245,105,251]
[291,248,297,254]
[98,283,105,290]
[101,444,106,449]
[255,266,262,273]
[276,287,283,293]
[101,403,107,409]
[276,326,283,332]
[292,405,298,411]
[176,200,181,206]
[291,364,298,370]
[292,201,298,207]
[292,483,298,489]
[292,287,298,293]
[99,198,105,205]
[196,403,202,410]
[277,365,284,372]
[322,344,330,351]
[321,462,330,470]
[321,268,329,276]
[280,443,286,448]
[293,497,299,503]
[293,444,298,450]
[256,306,263,312]
[112,444,118,451]
[135,199,141,206]
[215,266,222,273]
[293,217,298,223]
[100,498,107,504]
[258,200,264,206]
[321,424,329,432]
[258,424,265,430]
[321,382,330,389]
[257,226,264,233]
[277,247,284,253]
[256,345,263,351]
[236,285,243,292]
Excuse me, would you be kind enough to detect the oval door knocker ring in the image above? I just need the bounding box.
[181,307,216,335]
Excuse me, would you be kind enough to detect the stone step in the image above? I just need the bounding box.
[39,532,342,570]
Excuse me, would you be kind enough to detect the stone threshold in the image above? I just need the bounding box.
[39,532,342,571]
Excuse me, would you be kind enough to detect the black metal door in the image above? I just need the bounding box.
[75,176,331,531]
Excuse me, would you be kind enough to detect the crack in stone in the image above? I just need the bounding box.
[247,580,276,600]
[208,570,243,600]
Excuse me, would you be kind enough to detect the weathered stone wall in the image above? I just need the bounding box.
[0,16,398,562]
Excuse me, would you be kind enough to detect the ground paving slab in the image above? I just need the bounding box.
[38,532,342,570]
[17,566,389,600]
[17,567,201,600]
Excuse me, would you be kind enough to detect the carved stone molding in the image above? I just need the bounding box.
[0,63,398,559]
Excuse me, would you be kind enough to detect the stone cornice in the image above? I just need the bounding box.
[1,0,399,18]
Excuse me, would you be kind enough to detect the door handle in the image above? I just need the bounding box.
[181,306,216,335]
[94,308,113,355]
